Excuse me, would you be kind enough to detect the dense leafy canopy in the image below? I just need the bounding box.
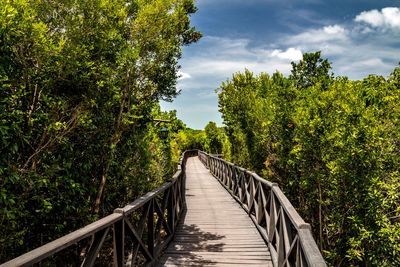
[1,1,399,265]
[217,52,400,266]
[0,0,199,261]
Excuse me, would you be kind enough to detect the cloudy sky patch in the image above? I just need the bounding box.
[177,71,191,81]
[271,48,303,61]
[161,1,400,129]
[355,7,400,29]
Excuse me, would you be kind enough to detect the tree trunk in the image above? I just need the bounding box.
[94,163,110,214]
[93,73,131,214]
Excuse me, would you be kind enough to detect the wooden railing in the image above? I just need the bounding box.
[1,150,197,267]
[198,151,326,267]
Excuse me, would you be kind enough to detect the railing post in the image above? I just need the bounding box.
[147,199,154,258]
[181,168,187,211]
[268,184,278,243]
[168,185,175,234]
[231,164,237,194]
[112,212,124,267]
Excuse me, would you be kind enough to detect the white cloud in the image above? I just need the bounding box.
[270,47,303,61]
[338,57,393,76]
[287,24,348,44]
[355,9,384,27]
[358,58,386,67]
[323,25,345,34]
[177,71,191,80]
[355,7,400,29]
[282,24,350,59]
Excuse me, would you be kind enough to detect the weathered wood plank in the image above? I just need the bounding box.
[157,157,272,266]
[159,257,274,266]
[162,264,272,267]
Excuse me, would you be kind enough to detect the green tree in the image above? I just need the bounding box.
[0,0,200,261]
[290,51,333,89]
[204,121,223,154]
[216,54,400,265]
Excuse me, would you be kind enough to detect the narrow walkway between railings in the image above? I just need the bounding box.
[157,156,273,266]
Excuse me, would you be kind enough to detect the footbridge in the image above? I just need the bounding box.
[1,150,326,267]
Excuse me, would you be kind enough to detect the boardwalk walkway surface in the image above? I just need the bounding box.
[158,157,273,266]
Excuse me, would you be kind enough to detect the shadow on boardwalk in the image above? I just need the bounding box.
[157,210,226,266]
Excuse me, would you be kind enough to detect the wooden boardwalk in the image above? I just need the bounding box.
[158,157,272,266]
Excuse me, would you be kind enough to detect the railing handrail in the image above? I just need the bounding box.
[1,150,198,267]
[198,150,326,267]
[1,213,123,267]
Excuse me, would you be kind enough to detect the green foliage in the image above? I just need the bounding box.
[0,0,200,261]
[290,51,333,90]
[204,121,222,154]
[217,53,400,266]
[170,128,206,163]
[170,121,231,163]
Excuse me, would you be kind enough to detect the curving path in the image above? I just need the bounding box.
[157,157,273,266]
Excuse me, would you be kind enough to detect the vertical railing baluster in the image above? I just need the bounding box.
[147,199,154,258]
[167,186,175,237]
[296,237,301,267]
[181,169,186,211]
[113,219,124,267]
[269,190,277,244]
[233,166,238,196]
[277,207,284,266]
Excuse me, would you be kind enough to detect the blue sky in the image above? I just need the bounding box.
[161,0,400,129]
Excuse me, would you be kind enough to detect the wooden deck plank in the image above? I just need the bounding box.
[157,156,272,266]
